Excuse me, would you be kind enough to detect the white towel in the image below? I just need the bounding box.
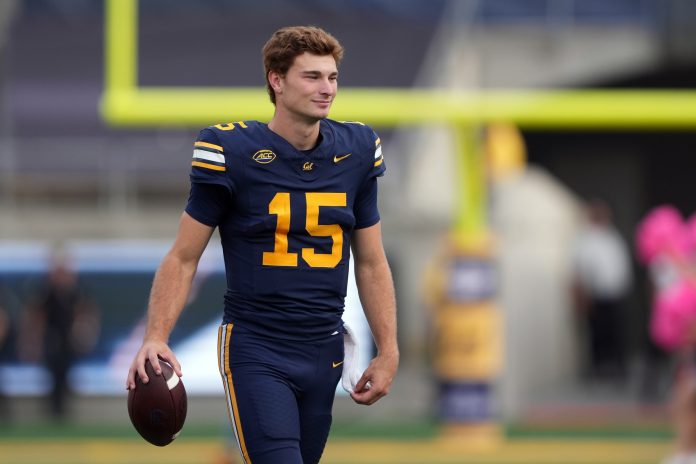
[341,323,362,394]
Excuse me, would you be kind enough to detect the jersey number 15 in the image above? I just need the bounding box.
[262,192,346,269]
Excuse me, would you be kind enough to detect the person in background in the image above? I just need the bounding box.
[573,198,633,384]
[19,252,100,420]
[664,326,696,464]
[636,205,696,464]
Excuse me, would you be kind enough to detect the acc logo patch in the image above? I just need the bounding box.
[252,149,276,164]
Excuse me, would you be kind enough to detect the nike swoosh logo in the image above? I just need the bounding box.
[333,153,351,163]
[332,361,344,368]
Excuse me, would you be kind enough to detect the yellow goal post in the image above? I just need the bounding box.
[101,0,696,247]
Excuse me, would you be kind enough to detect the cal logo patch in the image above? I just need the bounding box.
[253,149,276,164]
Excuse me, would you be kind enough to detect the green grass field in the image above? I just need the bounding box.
[0,422,675,464]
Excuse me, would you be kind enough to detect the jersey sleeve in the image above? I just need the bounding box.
[189,128,236,194]
[370,130,386,178]
[185,182,231,227]
[353,127,384,229]
[353,176,380,229]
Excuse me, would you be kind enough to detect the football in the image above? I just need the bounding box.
[127,359,187,446]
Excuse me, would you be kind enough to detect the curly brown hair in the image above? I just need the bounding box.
[262,26,344,104]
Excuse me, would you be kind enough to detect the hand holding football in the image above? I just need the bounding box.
[127,359,187,446]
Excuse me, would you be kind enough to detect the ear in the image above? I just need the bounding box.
[268,70,283,95]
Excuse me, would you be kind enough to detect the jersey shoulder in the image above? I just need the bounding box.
[325,119,385,176]
[195,120,266,159]
[200,121,265,145]
[190,121,262,182]
[326,119,376,148]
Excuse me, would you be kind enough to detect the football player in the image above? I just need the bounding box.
[126,25,398,464]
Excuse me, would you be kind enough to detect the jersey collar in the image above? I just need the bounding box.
[261,119,335,162]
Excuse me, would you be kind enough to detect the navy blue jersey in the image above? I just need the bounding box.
[186,119,386,340]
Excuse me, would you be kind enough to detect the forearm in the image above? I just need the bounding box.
[143,252,198,343]
[355,257,398,357]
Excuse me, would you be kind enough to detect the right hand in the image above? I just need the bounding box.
[125,339,182,390]
[350,350,399,406]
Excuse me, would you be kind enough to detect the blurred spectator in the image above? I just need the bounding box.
[635,205,696,463]
[572,199,633,384]
[663,338,696,464]
[18,252,100,420]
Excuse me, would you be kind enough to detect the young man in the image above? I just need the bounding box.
[126,26,398,464]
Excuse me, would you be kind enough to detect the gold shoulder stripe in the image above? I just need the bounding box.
[192,161,226,172]
[375,138,381,146]
[374,158,384,167]
[195,141,224,152]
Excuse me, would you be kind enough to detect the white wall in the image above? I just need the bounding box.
[492,166,582,419]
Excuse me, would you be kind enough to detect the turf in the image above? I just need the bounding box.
[0,436,674,464]
[0,422,675,464]
[0,421,671,441]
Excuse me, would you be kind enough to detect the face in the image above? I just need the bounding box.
[270,52,338,121]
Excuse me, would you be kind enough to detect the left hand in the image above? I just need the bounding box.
[350,351,399,405]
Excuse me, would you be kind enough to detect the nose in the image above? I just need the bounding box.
[319,77,335,96]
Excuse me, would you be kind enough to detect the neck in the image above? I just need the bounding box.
[268,110,321,151]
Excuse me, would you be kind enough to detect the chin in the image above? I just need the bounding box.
[303,110,330,122]
[313,103,333,117]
